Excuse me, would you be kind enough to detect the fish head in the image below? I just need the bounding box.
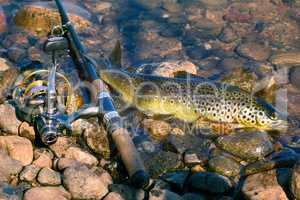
[254,99,290,131]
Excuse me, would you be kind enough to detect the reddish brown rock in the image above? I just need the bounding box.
[19,122,35,142]
[49,136,74,157]
[19,164,40,182]
[0,136,33,166]
[56,158,79,171]
[236,42,271,61]
[24,186,71,200]
[152,61,197,78]
[291,160,300,199]
[37,167,61,186]
[0,150,23,183]
[0,104,22,135]
[65,146,98,166]
[242,170,288,200]
[63,165,109,199]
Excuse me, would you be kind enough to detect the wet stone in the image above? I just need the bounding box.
[0,68,19,103]
[162,134,210,155]
[242,169,288,200]
[182,193,207,200]
[83,120,111,160]
[49,136,74,157]
[216,131,274,162]
[141,150,182,178]
[37,167,61,186]
[7,46,27,63]
[218,26,238,43]
[184,149,209,167]
[270,51,300,66]
[149,189,183,200]
[19,165,40,182]
[24,186,71,200]
[108,184,145,200]
[18,122,35,142]
[14,3,92,36]
[236,42,271,61]
[142,119,171,141]
[161,171,189,191]
[0,57,13,72]
[63,165,109,200]
[103,192,124,200]
[188,172,232,194]
[208,155,241,177]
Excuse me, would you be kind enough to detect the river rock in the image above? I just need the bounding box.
[0,104,22,135]
[271,51,300,66]
[7,46,27,63]
[182,193,207,200]
[236,42,271,61]
[0,68,19,103]
[0,57,13,72]
[290,160,300,199]
[216,131,274,162]
[141,150,182,178]
[184,149,209,167]
[0,150,23,182]
[162,134,210,155]
[208,155,241,177]
[161,171,189,191]
[65,146,98,166]
[24,187,71,200]
[242,169,288,200]
[32,153,52,169]
[18,122,35,142]
[14,3,91,36]
[37,168,61,186]
[49,136,74,157]
[83,120,111,160]
[55,158,80,171]
[188,172,232,194]
[149,189,183,200]
[0,6,6,33]
[84,1,112,13]
[142,119,171,141]
[152,61,198,78]
[104,192,124,200]
[19,165,40,182]
[0,136,33,166]
[218,26,238,43]
[63,165,109,199]
[108,184,145,200]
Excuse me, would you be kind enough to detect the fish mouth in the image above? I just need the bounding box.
[270,120,290,131]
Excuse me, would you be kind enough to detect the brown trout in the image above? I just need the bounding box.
[100,69,291,132]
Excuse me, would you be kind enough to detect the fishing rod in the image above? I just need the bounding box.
[11,0,149,189]
[53,0,149,188]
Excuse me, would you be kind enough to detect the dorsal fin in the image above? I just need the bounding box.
[110,40,122,67]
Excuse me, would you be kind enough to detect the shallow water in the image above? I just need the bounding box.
[2,1,300,198]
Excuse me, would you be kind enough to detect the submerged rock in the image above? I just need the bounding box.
[19,165,40,182]
[108,184,145,200]
[216,131,274,162]
[161,171,189,191]
[141,150,182,178]
[0,6,6,33]
[236,42,271,61]
[242,169,288,200]
[149,189,183,200]
[188,172,232,194]
[270,51,300,66]
[0,183,25,200]
[208,155,241,177]
[14,2,91,36]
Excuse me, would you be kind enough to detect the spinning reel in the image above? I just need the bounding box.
[11,26,82,145]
